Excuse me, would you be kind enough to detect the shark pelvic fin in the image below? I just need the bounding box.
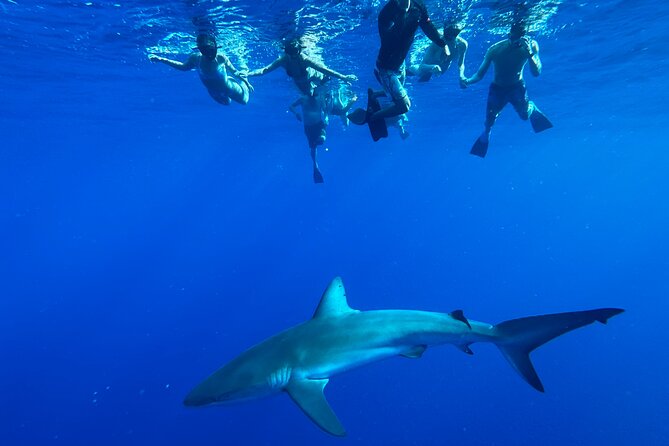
[458,344,474,355]
[449,309,471,329]
[401,345,427,359]
[313,277,357,319]
[286,378,346,437]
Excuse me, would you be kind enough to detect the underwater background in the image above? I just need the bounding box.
[2,0,668,444]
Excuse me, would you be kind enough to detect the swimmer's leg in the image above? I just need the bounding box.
[509,85,552,132]
[226,79,250,105]
[414,64,436,82]
[370,90,387,100]
[311,146,324,184]
[406,64,419,77]
[305,123,326,183]
[207,88,232,105]
[387,114,410,140]
[398,118,410,140]
[471,84,507,158]
[335,86,358,125]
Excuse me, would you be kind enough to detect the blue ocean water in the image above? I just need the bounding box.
[2,0,668,444]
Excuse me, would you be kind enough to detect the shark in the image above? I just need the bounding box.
[184,277,623,436]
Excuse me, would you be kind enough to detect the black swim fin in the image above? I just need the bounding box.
[346,90,388,141]
[529,107,553,133]
[313,168,324,184]
[470,136,489,158]
[366,88,388,142]
[347,108,367,125]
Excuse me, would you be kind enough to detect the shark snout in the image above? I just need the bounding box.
[183,393,209,407]
[184,380,238,407]
[183,387,218,407]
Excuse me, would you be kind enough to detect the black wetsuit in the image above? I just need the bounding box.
[376,0,445,71]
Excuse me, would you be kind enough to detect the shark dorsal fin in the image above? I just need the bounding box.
[313,277,356,319]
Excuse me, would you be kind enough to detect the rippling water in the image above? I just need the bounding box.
[3,0,667,125]
[0,0,573,74]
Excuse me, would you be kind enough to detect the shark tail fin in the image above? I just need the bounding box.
[493,308,624,392]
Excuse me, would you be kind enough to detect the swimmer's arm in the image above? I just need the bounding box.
[149,53,197,71]
[305,59,357,82]
[457,38,468,80]
[418,6,447,50]
[246,56,285,76]
[421,21,447,51]
[463,46,494,85]
[528,40,542,76]
[220,55,254,90]
[378,1,397,39]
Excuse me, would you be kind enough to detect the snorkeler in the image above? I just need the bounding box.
[409,22,468,83]
[149,33,252,105]
[245,39,357,96]
[461,21,553,158]
[348,0,449,141]
[289,88,357,183]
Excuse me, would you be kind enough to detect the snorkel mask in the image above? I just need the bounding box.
[284,39,304,56]
[443,23,463,40]
[197,34,218,59]
[509,21,528,45]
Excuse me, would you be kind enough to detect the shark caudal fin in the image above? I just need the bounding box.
[493,308,624,392]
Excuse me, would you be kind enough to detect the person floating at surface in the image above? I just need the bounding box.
[289,87,357,183]
[149,34,252,105]
[348,0,449,140]
[245,39,357,96]
[461,21,553,158]
[409,22,468,83]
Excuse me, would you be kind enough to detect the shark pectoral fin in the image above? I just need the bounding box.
[401,345,427,358]
[286,379,346,437]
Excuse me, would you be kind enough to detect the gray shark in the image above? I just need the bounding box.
[184,277,623,436]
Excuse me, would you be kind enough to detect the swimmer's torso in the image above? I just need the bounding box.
[490,40,533,87]
[196,54,229,90]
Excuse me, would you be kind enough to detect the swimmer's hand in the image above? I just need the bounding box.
[518,37,533,57]
[237,75,254,92]
[459,77,468,89]
[148,54,163,63]
[243,68,263,77]
[343,74,357,83]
